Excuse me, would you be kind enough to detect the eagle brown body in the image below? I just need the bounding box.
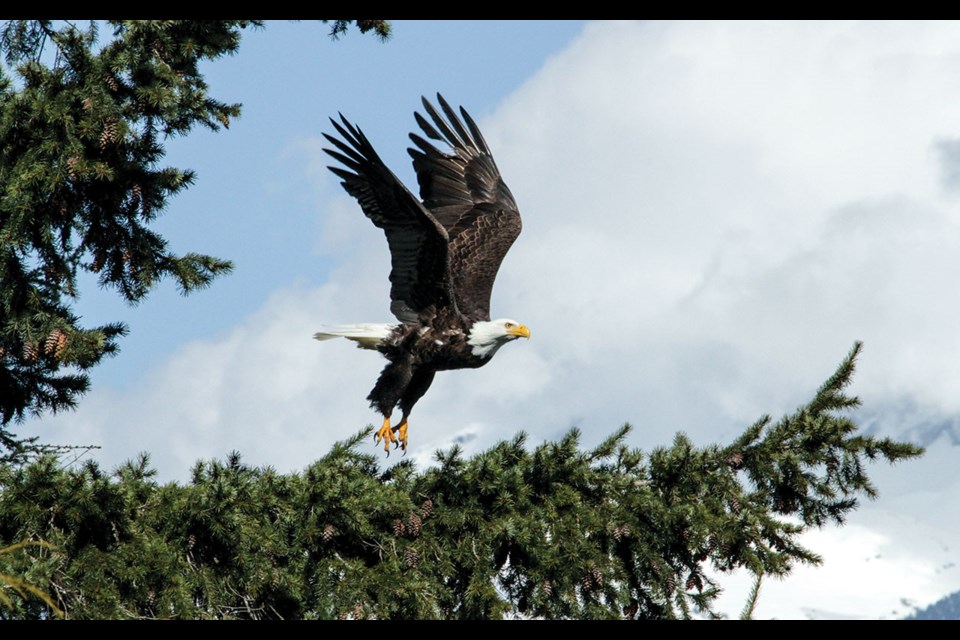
[315,95,529,453]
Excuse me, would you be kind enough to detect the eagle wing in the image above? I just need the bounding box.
[407,94,522,322]
[324,115,456,323]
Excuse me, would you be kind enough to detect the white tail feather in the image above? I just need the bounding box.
[313,323,397,350]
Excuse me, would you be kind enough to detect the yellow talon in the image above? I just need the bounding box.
[374,417,397,453]
[393,418,409,453]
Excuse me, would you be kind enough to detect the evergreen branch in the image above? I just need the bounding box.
[0,540,63,618]
[807,341,863,415]
[739,571,763,620]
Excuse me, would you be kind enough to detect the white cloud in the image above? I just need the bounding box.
[714,517,958,619]
[34,20,960,617]
[715,435,960,619]
[480,20,960,434]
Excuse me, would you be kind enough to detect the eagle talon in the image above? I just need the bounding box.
[392,419,409,453]
[374,417,397,454]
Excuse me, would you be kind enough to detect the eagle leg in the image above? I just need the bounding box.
[374,416,398,453]
[392,416,410,453]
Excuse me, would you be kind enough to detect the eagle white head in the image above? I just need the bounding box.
[467,318,531,358]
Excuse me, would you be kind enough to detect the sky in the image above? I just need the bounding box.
[24,20,960,618]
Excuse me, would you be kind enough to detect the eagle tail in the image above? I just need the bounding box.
[313,324,397,350]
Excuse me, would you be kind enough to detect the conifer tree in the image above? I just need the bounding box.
[0,343,924,619]
[0,20,388,438]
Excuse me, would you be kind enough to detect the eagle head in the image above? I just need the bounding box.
[467,318,530,358]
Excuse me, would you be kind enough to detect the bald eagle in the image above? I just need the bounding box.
[314,95,530,453]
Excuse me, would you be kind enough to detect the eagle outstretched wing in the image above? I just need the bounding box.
[323,116,455,323]
[408,94,522,322]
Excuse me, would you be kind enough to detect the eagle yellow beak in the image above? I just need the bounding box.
[509,324,531,339]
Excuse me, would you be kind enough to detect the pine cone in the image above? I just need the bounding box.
[352,602,365,620]
[581,573,592,592]
[393,518,405,537]
[44,329,68,359]
[404,546,419,568]
[729,496,741,514]
[99,120,118,150]
[322,524,335,542]
[591,565,603,588]
[727,452,744,469]
[420,498,433,519]
[686,572,703,592]
[66,156,80,179]
[665,575,677,592]
[22,341,39,363]
[542,580,553,597]
[407,513,422,536]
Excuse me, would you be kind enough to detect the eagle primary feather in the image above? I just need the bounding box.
[316,94,529,453]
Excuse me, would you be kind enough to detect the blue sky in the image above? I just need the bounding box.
[30,21,960,618]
